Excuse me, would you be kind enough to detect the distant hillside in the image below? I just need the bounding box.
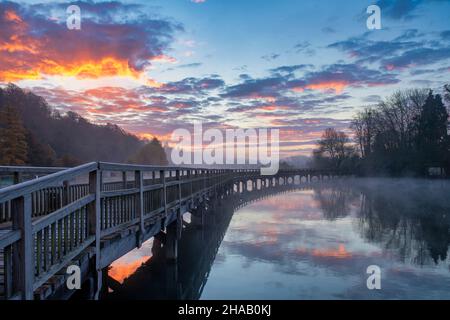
[0,84,166,166]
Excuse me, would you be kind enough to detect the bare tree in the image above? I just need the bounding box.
[313,128,354,170]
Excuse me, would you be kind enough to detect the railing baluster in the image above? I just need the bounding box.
[51,222,56,266]
[43,227,49,272]
[12,194,33,300]
[135,170,144,235]
[64,216,69,256]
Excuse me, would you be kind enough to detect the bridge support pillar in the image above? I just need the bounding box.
[165,260,180,299]
[166,219,180,261]
[191,206,205,228]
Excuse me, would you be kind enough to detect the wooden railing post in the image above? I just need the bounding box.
[161,170,167,216]
[87,168,101,277]
[187,170,193,202]
[12,194,33,300]
[122,171,127,189]
[176,170,181,205]
[203,170,206,191]
[4,245,13,298]
[135,170,144,236]
[62,180,69,205]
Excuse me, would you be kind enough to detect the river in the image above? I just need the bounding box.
[102,178,450,300]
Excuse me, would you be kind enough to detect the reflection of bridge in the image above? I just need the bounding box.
[104,183,311,300]
[0,162,338,300]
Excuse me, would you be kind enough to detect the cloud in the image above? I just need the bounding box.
[293,41,315,56]
[222,63,399,100]
[322,27,336,34]
[329,31,450,71]
[270,64,312,76]
[440,30,450,40]
[0,1,182,82]
[148,76,225,95]
[374,0,450,20]
[177,63,203,69]
[261,53,281,62]
[382,47,450,70]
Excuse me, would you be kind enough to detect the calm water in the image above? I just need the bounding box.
[103,179,450,300]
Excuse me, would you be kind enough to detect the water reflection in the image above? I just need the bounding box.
[103,179,450,300]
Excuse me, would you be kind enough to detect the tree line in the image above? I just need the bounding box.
[0,84,168,167]
[313,84,450,177]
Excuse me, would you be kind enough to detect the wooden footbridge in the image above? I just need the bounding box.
[0,162,337,300]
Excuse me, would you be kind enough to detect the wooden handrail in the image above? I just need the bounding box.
[0,166,67,174]
[0,162,97,203]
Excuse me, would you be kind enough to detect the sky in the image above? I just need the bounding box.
[1,0,450,158]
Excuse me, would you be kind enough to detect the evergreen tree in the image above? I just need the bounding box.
[444,84,450,104]
[415,91,449,174]
[127,137,168,165]
[0,105,28,165]
[26,132,56,166]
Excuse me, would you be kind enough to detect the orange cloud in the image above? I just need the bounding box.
[0,3,179,83]
[311,244,351,259]
[46,57,140,79]
[306,81,349,94]
[4,10,22,23]
[291,81,350,94]
[147,78,165,88]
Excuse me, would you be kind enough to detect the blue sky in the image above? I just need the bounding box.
[1,0,450,157]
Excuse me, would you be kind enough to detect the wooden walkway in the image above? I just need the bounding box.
[0,162,337,300]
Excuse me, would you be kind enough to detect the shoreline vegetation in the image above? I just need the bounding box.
[312,84,450,178]
[1,83,449,178]
[0,84,168,167]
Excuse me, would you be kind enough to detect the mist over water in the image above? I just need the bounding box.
[104,178,450,300]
